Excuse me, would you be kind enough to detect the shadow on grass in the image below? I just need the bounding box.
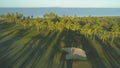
[80,36,120,68]
[96,38,120,68]
[0,30,64,68]
[0,29,29,68]
[0,30,15,41]
[0,23,16,33]
[1,29,119,68]
[61,30,80,68]
[80,36,106,68]
[114,39,120,49]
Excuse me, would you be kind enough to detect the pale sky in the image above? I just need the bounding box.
[0,0,120,8]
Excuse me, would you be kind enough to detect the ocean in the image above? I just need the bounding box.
[0,8,120,17]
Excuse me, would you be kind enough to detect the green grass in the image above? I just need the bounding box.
[0,23,120,68]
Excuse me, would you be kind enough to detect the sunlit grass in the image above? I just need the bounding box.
[0,21,120,68]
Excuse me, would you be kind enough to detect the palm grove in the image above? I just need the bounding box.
[0,12,120,43]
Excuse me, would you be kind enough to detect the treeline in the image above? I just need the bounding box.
[0,12,120,42]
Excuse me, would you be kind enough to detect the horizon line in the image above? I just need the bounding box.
[0,6,120,8]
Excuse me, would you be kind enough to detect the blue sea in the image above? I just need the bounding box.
[0,8,120,17]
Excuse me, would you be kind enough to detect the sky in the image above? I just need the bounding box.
[0,0,120,8]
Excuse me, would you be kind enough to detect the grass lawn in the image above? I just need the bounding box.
[0,23,120,68]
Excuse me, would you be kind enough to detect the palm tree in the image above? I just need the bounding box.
[47,21,54,30]
[70,22,81,31]
[99,31,110,42]
[110,22,120,42]
[92,24,103,39]
[43,12,59,22]
[5,13,15,23]
[55,22,64,31]
[80,23,92,38]
[15,12,23,24]
[65,21,72,30]
[20,21,27,29]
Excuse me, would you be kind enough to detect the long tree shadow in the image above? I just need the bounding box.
[0,30,63,68]
[1,29,111,68]
[16,30,72,68]
[45,30,67,68]
[37,32,63,68]
[0,29,29,68]
[114,39,120,49]
[0,23,16,33]
[21,31,57,68]
[58,30,83,68]
[0,30,15,40]
[96,38,120,68]
[80,36,106,68]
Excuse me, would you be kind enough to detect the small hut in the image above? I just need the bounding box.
[63,47,87,60]
[0,18,5,22]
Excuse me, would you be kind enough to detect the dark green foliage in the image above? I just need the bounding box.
[0,13,120,68]
[1,12,119,42]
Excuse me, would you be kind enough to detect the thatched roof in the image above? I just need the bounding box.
[63,47,87,60]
